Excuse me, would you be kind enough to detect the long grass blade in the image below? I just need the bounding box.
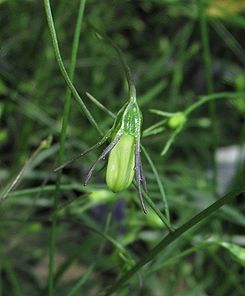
[104,185,245,295]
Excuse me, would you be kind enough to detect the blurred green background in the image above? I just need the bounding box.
[0,0,245,295]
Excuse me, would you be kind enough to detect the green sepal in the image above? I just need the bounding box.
[111,100,142,139]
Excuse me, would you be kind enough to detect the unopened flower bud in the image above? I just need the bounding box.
[168,113,186,129]
[106,134,135,192]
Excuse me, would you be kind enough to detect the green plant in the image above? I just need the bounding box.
[1,0,244,295]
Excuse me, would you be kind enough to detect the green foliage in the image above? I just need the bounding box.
[0,0,245,295]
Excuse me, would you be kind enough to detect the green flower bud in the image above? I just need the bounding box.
[106,134,135,192]
[167,112,186,129]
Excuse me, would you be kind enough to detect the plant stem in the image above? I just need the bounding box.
[140,186,174,232]
[104,186,245,295]
[86,92,116,118]
[141,146,170,222]
[46,1,86,295]
[185,92,240,115]
[91,27,136,102]
[0,136,52,201]
[43,0,102,136]
[197,0,218,194]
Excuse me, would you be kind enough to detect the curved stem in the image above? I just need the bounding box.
[86,92,116,118]
[141,146,170,222]
[43,0,102,136]
[92,27,136,102]
[111,41,136,102]
[184,92,245,115]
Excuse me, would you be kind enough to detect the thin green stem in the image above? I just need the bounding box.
[184,92,244,115]
[7,183,104,198]
[103,185,245,295]
[91,27,136,102]
[46,1,86,295]
[197,0,217,193]
[0,136,52,201]
[149,110,180,117]
[43,0,102,136]
[142,119,166,137]
[86,92,116,118]
[161,124,183,156]
[141,146,170,222]
[133,181,174,232]
[112,42,136,102]
[211,20,245,67]
[157,92,244,156]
